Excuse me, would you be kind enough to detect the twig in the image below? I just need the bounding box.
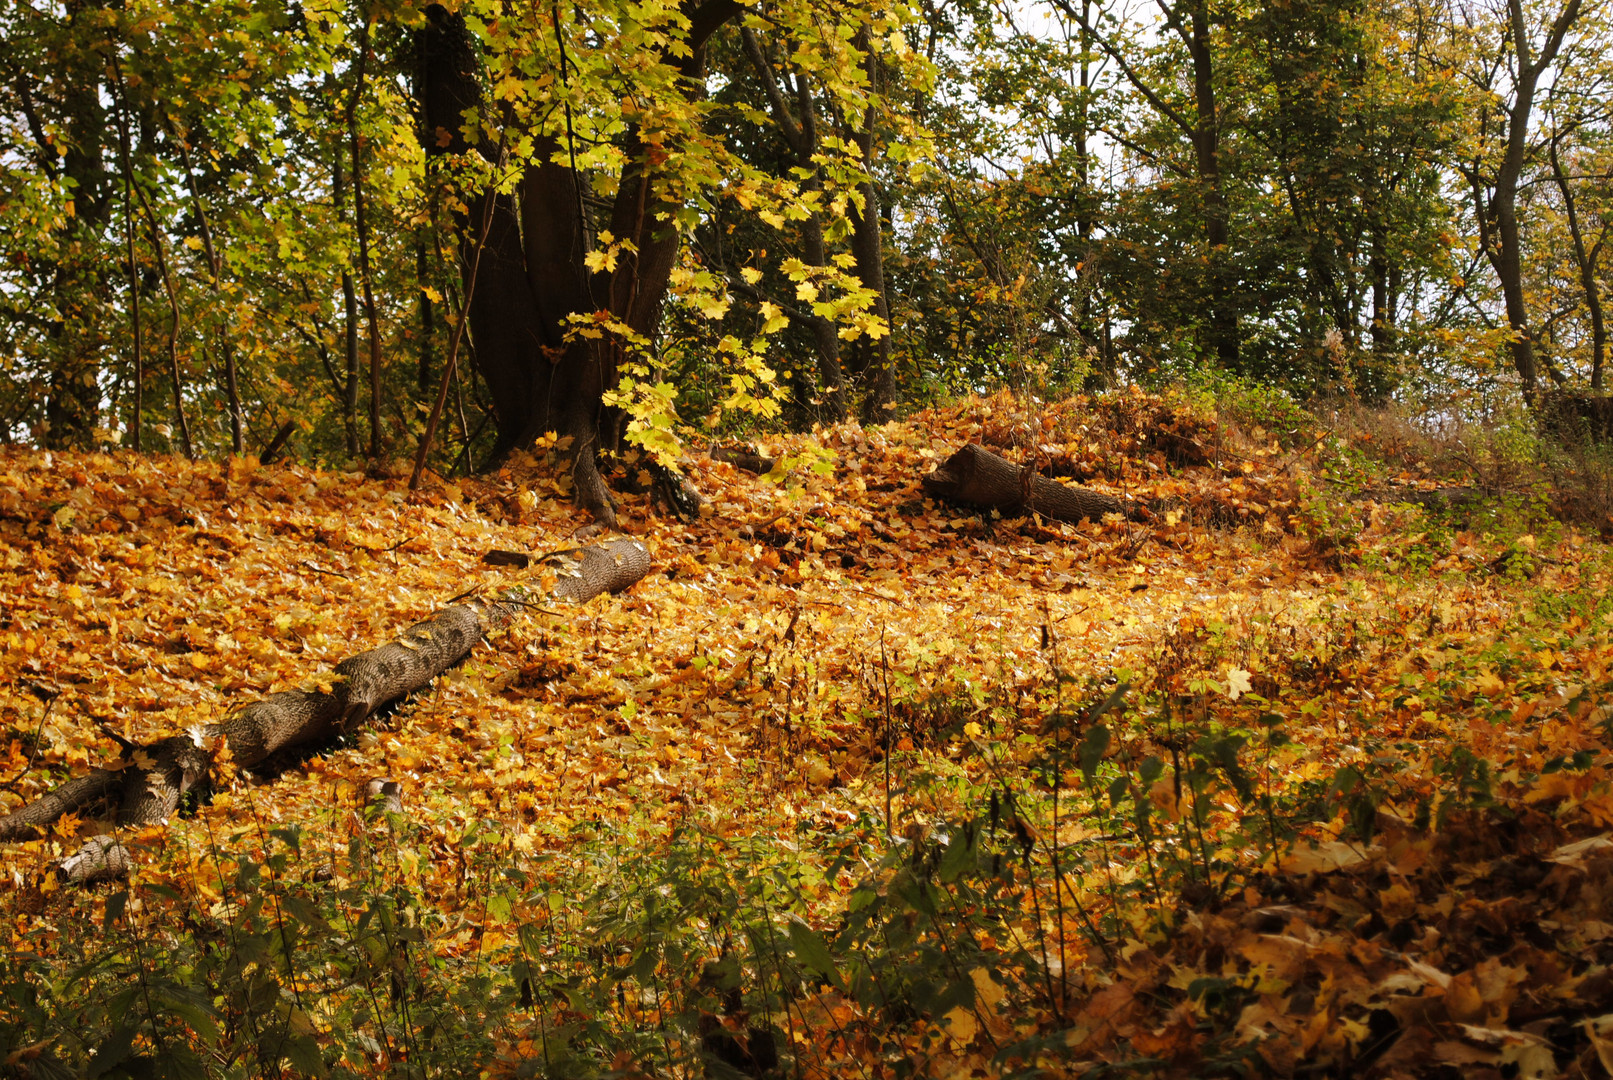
[94,720,138,756]
[499,599,566,616]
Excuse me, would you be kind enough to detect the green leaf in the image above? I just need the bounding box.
[85,1025,135,1078]
[787,916,841,987]
[1079,724,1110,786]
[937,825,975,883]
[282,1034,325,1078]
[1209,735,1253,800]
[486,892,513,924]
[1089,681,1131,724]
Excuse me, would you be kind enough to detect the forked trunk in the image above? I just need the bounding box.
[418,1,741,523]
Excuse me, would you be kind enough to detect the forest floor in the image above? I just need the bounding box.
[2,385,1613,1079]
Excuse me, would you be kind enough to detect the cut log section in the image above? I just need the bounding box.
[921,443,1136,523]
[0,536,653,881]
[482,537,652,599]
[365,778,405,816]
[711,445,775,475]
[547,537,652,601]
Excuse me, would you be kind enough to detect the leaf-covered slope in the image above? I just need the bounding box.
[2,390,1612,1077]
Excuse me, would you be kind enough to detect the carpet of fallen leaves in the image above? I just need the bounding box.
[3,386,1613,1078]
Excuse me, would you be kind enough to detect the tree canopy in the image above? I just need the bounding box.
[0,0,1607,501]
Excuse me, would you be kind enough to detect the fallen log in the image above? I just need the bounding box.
[480,536,652,595]
[921,443,1135,523]
[1352,485,1487,513]
[711,445,775,475]
[546,537,652,600]
[0,536,652,881]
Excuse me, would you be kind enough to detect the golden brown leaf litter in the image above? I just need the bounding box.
[2,388,1611,1077]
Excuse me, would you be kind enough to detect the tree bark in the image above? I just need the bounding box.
[1186,0,1237,369]
[740,27,847,422]
[545,537,653,601]
[921,443,1133,523]
[1073,0,1236,369]
[348,17,385,459]
[711,445,774,474]
[43,9,112,450]
[128,153,194,459]
[331,70,362,459]
[175,133,244,455]
[1549,137,1606,391]
[417,1,743,524]
[418,238,435,396]
[111,66,144,452]
[0,537,652,881]
[848,31,896,420]
[1481,0,1583,401]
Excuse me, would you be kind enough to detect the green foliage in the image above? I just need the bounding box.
[1174,368,1319,450]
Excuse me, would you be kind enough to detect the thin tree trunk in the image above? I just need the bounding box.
[1485,0,1583,402]
[1059,0,1235,368]
[128,146,194,459]
[849,147,895,420]
[741,28,847,421]
[417,238,434,396]
[848,32,895,421]
[410,144,499,490]
[1549,138,1606,390]
[1075,0,1097,363]
[175,135,243,454]
[330,73,361,458]
[347,17,384,458]
[1188,1,1236,369]
[1370,225,1394,361]
[112,67,143,453]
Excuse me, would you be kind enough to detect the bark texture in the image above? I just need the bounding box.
[418,2,743,523]
[711,445,775,475]
[1,538,652,881]
[922,444,1133,523]
[547,537,653,601]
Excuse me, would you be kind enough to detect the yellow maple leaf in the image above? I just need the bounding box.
[1225,668,1252,700]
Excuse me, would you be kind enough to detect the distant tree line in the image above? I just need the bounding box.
[0,0,1606,508]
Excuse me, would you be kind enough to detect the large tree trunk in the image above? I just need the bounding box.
[921,443,1133,523]
[418,2,741,524]
[0,537,651,881]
